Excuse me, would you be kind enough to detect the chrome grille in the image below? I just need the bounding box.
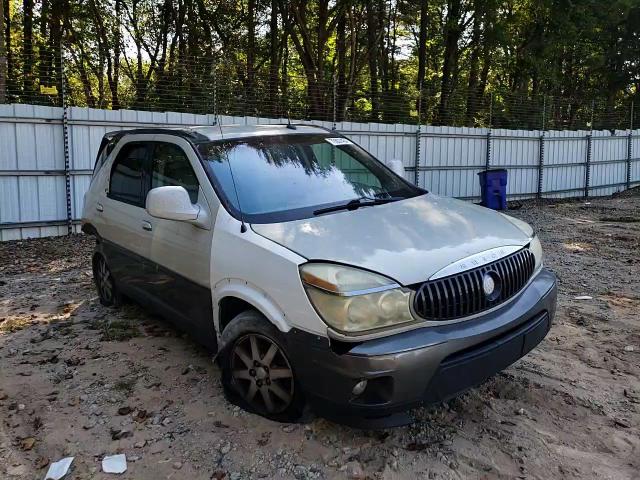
[413,247,536,321]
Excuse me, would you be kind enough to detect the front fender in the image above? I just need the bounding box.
[212,278,291,340]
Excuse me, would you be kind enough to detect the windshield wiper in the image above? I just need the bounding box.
[313,197,401,216]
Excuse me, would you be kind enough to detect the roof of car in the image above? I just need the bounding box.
[106,124,333,143]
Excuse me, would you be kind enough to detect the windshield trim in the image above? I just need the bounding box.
[192,133,426,224]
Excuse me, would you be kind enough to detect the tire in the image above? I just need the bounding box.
[92,253,121,307]
[219,310,305,423]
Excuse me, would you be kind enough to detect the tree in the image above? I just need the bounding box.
[0,0,6,103]
[2,0,638,129]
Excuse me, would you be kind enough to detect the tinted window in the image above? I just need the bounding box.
[198,134,422,223]
[92,136,118,180]
[151,143,199,204]
[109,143,148,206]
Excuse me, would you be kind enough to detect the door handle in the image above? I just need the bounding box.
[142,221,153,232]
[96,203,104,212]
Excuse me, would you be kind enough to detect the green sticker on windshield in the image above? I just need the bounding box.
[325,137,353,146]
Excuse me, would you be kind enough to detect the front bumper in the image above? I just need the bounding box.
[286,268,557,426]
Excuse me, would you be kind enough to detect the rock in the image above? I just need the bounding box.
[220,442,231,455]
[341,461,365,479]
[161,417,172,426]
[7,465,28,476]
[516,408,526,415]
[134,440,146,448]
[133,409,148,422]
[614,418,630,428]
[624,345,635,352]
[282,424,296,433]
[110,428,133,440]
[150,442,166,454]
[293,465,309,479]
[17,403,25,411]
[83,419,97,430]
[172,461,183,470]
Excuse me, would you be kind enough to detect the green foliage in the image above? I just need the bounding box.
[1,0,638,129]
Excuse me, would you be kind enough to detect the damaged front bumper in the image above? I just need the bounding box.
[285,268,558,427]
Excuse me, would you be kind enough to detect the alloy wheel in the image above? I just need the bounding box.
[230,333,294,414]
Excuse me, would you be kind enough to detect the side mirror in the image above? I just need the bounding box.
[146,186,199,221]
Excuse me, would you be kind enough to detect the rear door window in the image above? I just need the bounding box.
[150,143,199,204]
[108,143,149,207]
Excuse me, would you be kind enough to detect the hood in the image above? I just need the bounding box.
[251,194,532,285]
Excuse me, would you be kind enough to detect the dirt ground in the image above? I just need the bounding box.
[1,192,639,480]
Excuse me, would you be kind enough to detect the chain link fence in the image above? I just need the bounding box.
[0,47,637,131]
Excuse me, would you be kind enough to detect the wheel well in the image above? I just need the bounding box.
[218,296,256,333]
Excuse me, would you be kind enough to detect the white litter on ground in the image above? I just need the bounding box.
[574,295,593,300]
[44,457,74,480]
[102,454,127,474]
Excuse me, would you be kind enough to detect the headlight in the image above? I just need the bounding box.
[300,263,415,334]
[529,234,543,270]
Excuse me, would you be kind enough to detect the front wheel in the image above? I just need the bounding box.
[93,254,120,307]
[219,311,305,422]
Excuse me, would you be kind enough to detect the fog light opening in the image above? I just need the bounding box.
[352,379,368,396]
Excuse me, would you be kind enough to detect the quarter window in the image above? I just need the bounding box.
[151,143,199,204]
[109,143,148,206]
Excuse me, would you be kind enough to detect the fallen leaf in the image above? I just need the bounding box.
[20,437,36,451]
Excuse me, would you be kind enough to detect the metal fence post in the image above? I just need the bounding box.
[332,73,337,131]
[212,55,217,124]
[485,92,493,170]
[61,43,72,235]
[627,101,634,190]
[414,87,422,186]
[537,133,545,198]
[537,96,546,199]
[584,133,592,198]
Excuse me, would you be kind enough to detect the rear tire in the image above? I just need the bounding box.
[93,254,121,307]
[219,310,305,422]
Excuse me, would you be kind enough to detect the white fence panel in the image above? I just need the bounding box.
[590,134,629,196]
[1,104,639,240]
[421,126,488,199]
[0,105,67,240]
[491,129,541,198]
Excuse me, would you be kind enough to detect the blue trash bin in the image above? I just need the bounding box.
[478,169,508,210]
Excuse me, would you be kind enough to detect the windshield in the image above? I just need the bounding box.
[197,133,423,223]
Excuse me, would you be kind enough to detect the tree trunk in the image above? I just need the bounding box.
[416,0,428,116]
[366,2,379,120]
[465,11,481,126]
[0,0,6,103]
[50,0,64,107]
[23,0,34,100]
[438,0,462,125]
[335,12,346,121]
[247,0,256,112]
[269,0,279,116]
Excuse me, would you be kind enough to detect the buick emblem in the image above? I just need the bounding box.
[482,271,502,301]
[482,273,495,296]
